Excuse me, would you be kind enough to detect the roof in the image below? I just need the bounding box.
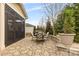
[6,3,28,19]
[26,23,35,27]
[19,3,28,19]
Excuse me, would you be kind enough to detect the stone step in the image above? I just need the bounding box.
[70,48,79,55]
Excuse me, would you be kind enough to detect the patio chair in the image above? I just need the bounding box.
[32,36,37,40]
[43,32,49,40]
[32,32,38,40]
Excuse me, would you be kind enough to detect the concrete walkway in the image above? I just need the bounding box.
[1,36,56,56]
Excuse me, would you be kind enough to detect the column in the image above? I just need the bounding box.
[0,3,5,50]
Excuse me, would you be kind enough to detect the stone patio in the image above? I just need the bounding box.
[1,36,56,56]
[0,36,79,56]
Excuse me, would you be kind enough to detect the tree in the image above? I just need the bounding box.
[43,4,64,35]
[54,4,75,35]
[63,5,75,33]
[74,3,79,43]
[54,12,64,35]
[46,20,53,35]
[36,25,40,30]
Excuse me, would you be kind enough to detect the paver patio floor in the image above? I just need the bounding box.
[1,36,57,56]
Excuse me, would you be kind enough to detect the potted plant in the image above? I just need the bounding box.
[58,33,75,45]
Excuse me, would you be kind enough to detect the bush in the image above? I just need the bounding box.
[74,34,79,43]
[74,3,79,43]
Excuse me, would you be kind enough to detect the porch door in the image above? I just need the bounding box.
[5,11,15,46]
[8,15,15,44]
[5,4,25,46]
[5,4,16,46]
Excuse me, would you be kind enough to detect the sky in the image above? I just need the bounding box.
[24,3,44,26]
[23,3,67,26]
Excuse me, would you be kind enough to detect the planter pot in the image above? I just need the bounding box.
[58,33,75,45]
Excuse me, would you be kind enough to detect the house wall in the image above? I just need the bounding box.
[0,4,5,50]
[25,27,34,35]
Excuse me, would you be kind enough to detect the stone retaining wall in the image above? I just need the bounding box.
[51,33,79,56]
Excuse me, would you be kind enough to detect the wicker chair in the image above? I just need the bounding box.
[43,32,49,40]
[32,32,38,40]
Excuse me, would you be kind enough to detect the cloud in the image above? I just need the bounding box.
[26,6,42,12]
[25,19,39,26]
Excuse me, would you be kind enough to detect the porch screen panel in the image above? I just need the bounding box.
[5,4,25,46]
